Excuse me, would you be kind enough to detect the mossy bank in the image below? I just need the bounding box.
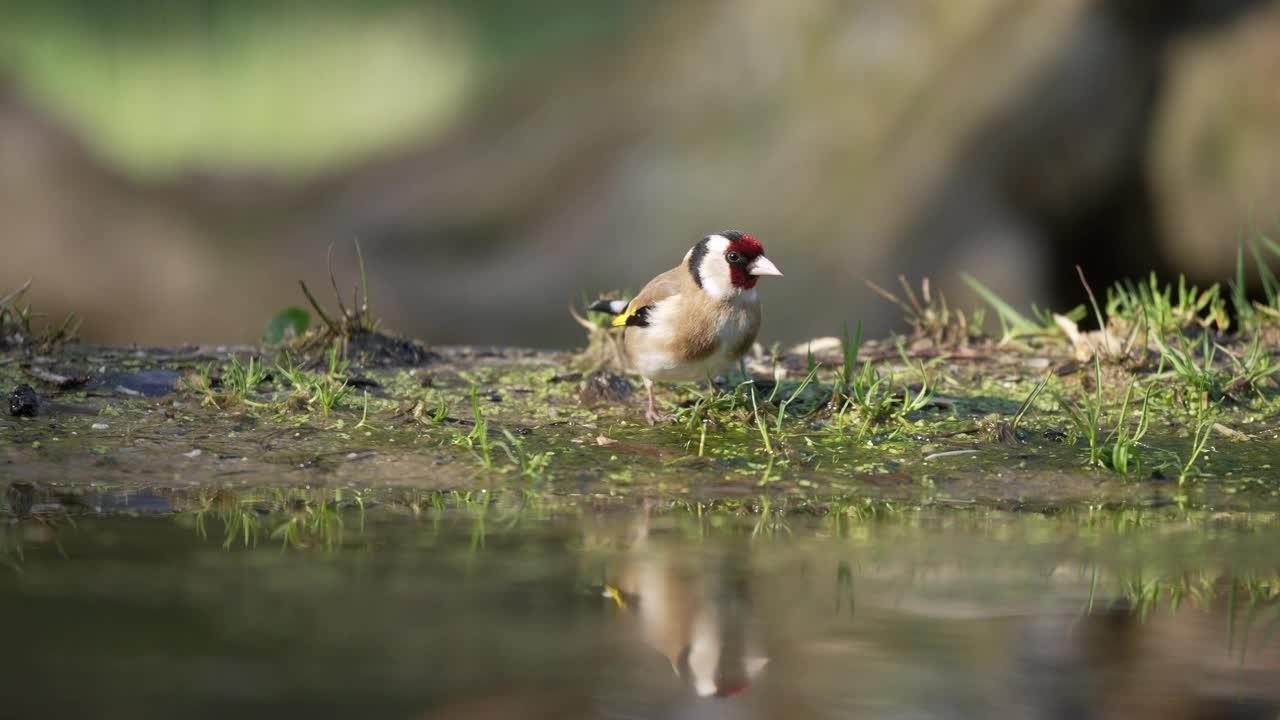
[4,253,1280,516]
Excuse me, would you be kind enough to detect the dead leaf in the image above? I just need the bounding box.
[1054,313,1125,361]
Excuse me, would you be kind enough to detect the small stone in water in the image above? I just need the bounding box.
[8,384,39,417]
[579,370,634,405]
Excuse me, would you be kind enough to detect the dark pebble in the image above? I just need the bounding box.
[579,369,634,405]
[8,384,39,417]
[93,369,182,397]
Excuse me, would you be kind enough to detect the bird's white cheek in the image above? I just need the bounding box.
[701,274,729,300]
[697,254,733,300]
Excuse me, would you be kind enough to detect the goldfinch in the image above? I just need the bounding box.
[592,231,782,424]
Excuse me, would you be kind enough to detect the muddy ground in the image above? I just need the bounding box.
[3,329,1277,517]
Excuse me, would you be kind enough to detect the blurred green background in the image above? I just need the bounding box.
[1,0,1278,346]
[1,0,633,176]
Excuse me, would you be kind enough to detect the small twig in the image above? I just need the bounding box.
[924,449,979,461]
[299,280,340,333]
[355,238,370,320]
[1076,265,1106,335]
[568,304,597,332]
[866,279,912,314]
[56,312,81,340]
[899,274,924,315]
[327,244,350,322]
[0,278,32,308]
[22,365,92,388]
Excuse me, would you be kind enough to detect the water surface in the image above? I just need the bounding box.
[2,488,1278,719]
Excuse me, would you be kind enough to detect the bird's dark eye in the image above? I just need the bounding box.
[726,251,743,264]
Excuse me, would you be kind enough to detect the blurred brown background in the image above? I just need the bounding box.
[2,0,1278,347]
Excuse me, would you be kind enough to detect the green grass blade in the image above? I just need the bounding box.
[961,273,1036,333]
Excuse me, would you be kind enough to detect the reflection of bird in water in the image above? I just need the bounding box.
[604,503,769,698]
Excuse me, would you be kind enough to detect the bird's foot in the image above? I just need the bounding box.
[645,409,677,425]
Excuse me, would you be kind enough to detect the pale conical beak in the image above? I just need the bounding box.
[748,256,782,277]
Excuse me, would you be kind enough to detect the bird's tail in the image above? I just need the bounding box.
[588,299,630,316]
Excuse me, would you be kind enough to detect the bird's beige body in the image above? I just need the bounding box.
[620,262,761,382]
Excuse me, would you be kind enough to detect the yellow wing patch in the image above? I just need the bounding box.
[604,584,629,609]
[611,303,650,328]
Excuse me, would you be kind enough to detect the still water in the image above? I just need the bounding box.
[2,488,1278,719]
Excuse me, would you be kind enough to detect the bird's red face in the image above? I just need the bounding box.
[723,234,781,289]
[687,231,782,298]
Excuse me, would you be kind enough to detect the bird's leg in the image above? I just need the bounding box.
[644,378,675,425]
